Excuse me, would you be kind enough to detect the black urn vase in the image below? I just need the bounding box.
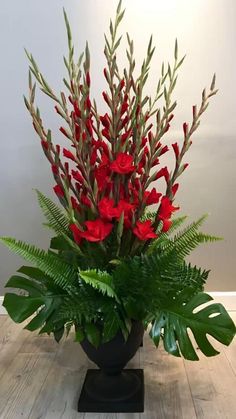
[77,320,145,413]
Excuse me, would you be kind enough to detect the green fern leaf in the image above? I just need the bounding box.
[0,237,77,293]
[35,189,69,235]
[79,269,119,301]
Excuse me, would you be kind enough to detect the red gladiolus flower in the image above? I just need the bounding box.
[158,196,179,220]
[80,219,113,242]
[53,184,64,198]
[102,91,110,105]
[41,139,49,150]
[51,164,59,175]
[144,188,162,205]
[121,101,128,116]
[110,153,136,174]
[69,223,82,244]
[86,71,91,87]
[86,118,93,136]
[159,145,169,156]
[98,197,117,220]
[71,170,83,184]
[155,167,170,183]
[71,196,80,212]
[172,183,179,196]
[100,113,110,129]
[183,122,189,137]
[133,220,158,240]
[60,127,70,138]
[63,148,76,162]
[81,193,92,208]
[172,142,179,159]
[161,218,172,233]
[102,128,111,141]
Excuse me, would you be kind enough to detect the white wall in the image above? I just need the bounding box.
[0,0,235,293]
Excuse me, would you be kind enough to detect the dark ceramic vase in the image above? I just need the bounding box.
[77,320,145,413]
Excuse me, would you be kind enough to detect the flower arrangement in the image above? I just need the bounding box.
[1,1,235,360]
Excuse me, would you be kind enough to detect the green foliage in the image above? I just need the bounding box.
[0,237,77,293]
[35,189,69,236]
[150,291,236,360]
[1,201,235,359]
[79,269,119,301]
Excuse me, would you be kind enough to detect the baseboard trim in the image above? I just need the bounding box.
[0,296,6,315]
[0,292,236,315]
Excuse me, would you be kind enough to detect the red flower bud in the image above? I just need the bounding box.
[72,170,83,183]
[75,123,81,141]
[51,164,59,175]
[119,79,125,90]
[121,101,128,116]
[53,184,64,198]
[155,167,170,183]
[80,131,86,142]
[183,122,188,137]
[183,163,189,171]
[164,123,170,133]
[86,71,91,87]
[63,148,76,162]
[172,183,179,196]
[121,115,129,128]
[71,197,80,212]
[69,223,82,244]
[102,128,111,141]
[168,113,174,122]
[60,127,70,138]
[159,145,169,156]
[41,139,49,150]
[172,142,179,159]
[100,113,110,129]
[73,101,81,118]
[85,96,91,110]
[103,68,108,81]
[86,118,93,136]
[56,144,60,155]
[102,91,110,105]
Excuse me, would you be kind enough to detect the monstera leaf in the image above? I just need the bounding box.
[3,272,62,332]
[150,291,236,360]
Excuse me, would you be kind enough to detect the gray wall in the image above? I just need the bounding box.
[0,0,235,294]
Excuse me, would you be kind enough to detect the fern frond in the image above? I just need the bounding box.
[79,269,119,301]
[0,237,77,293]
[35,189,69,236]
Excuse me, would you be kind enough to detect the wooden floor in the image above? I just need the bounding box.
[0,314,235,419]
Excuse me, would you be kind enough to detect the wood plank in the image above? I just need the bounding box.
[141,333,196,419]
[184,336,236,419]
[28,336,88,419]
[0,352,55,419]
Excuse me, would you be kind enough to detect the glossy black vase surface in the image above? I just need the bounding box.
[78,320,145,413]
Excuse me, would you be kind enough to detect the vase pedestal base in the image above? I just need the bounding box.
[77,369,144,413]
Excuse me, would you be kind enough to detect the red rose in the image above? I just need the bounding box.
[98,197,117,220]
[53,184,64,198]
[144,188,162,205]
[69,223,82,244]
[80,219,113,242]
[158,196,179,222]
[110,153,136,174]
[133,220,158,240]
